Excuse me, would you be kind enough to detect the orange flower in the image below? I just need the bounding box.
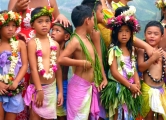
[12,52,18,57]
[3,13,8,20]
[15,13,19,20]
[9,76,14,81]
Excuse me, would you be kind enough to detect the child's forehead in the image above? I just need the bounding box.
[52,25,65,31]
[146,26,161,32]
[35,15,51,20]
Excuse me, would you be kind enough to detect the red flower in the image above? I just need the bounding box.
[0,21,2,25]
[3,13,8,20]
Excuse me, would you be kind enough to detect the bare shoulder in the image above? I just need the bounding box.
[68,36,80,47]
[27,38,36,49]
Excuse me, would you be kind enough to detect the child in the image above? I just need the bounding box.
[0,10,28,120]
[58,5,104,119]
[24,7,63,120]
[51,22,73,120]
[137,21,166,120]
[100,8,141,120]
[156,0,166,51]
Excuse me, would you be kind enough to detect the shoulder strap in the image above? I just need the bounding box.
[47,0,51,6]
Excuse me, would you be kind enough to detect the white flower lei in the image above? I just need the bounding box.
[0,37,19,84]
[35,34,57,80]
[121,6,136,17]
[120,47,136,79]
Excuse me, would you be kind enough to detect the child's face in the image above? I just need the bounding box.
[118,25,131,44]
[0,21,17,39]
[32,16,51,36]
[145,26,163,47]
[162,8,166,16]
[96,5,104,24]
[87,16,95,34]
[51,25,66,43]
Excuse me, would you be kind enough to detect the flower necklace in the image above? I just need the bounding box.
[144,52,166,83]
[0,36,19,85]
[120,47,136,79]
[35,34,57,80]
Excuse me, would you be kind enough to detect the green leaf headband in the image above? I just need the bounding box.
[54,23,72,35]
[30,6,54,23]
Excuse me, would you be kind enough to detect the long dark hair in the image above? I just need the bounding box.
[111,24,133,57]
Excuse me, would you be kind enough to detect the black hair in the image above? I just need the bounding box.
[81,0,102,11]
[71,5,93,28]
[0,10,8,14]
[111,25,133,57]
[144,21,164,35]
[115,6,130,17]
[31,7,52,23]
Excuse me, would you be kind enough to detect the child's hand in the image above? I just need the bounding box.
[0,82,9,95]
[57,92,63,107]
[9,81,19,90]
[35,90,44,108]
[130,84,141,95]
[98,79,108,92]
[84,60,92,70]
[136,81,141,89]
[152,48,163,61]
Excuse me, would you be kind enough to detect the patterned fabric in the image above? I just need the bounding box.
[141,82,166,119]
[67,74,99,120]
[0,51,24,113]
[24,81,57,119]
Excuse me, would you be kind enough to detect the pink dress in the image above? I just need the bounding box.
[16,0,51,120]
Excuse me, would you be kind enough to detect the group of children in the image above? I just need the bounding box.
[0,0,166,120]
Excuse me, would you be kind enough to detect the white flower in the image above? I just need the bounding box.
[121,6,136,17]
[125,16,130,22]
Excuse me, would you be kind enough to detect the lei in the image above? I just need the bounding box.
[107,6,140,33]
[0,11,21,28]
[35,34,58,80]
[156,0,166,9]
[0,36,24,96]
[30,6,54,23]
[108,45,136,79]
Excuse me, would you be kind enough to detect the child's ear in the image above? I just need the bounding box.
[84,17,90,25]
[64,33,70,41]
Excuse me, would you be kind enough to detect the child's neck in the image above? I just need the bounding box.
[120,0,128,5]
[75,27,88,40]
[0,36,9,43]
[35,33,48,40]
[59,42,65,50]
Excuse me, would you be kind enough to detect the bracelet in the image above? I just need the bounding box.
[36,89,43,92]
[128,83,132,89]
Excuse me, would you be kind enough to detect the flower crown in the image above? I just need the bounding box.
[107,6,140,33]
[0,11,21,28]
[30,6,54,23]
[156,0,166,9]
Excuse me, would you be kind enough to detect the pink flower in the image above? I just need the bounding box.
[52,65,57,72]
[8,93,13,96]
[39,69,45,76]
[36,50,42,57]
[50,46,57,51]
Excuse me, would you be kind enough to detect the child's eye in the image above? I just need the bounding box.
[38,21,42,23]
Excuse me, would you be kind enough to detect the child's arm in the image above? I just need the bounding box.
[55,42,63,107]
[90,30,107,91]
[9,40,28,90]
[8,0,29,12]
[133,37,153,56]
[133,71,141,89]
[137,48,163,72]
[58,37,91,68]
[110,54,141,94]
[27,40,44,108]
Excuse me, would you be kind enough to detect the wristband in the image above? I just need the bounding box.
[36,89,43,92]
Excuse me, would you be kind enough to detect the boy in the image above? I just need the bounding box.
[58,5,103,120]
[137,21,166,120]
[51,22,73,120]
[24,7,63,120]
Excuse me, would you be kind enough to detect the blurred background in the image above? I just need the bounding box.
[0,0,160,39]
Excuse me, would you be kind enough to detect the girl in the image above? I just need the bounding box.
[100,8,141,119]
[0,10,28,120]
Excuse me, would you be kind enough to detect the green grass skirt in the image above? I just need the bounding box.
[100,79,142,118]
